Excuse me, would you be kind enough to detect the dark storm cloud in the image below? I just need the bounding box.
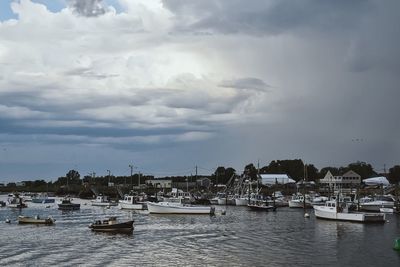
[67,0,106,17]
[162,0,371,35]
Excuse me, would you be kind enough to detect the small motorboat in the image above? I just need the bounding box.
[58,196,80,210]
[18,215,55,225]
[89,217,134,233]
[247,200,276,211]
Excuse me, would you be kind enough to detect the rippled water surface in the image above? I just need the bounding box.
[0,195,399,266]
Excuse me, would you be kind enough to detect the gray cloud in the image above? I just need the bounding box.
[162,0,371,35]
[219,78,271,92]
[67,0,106,17]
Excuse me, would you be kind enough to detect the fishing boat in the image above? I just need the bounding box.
[32,193,55,204]
[288,193,312,208]
[147,198,214,214]
[314,200,386,223]
[119,192,147,210]
[18,215,55,225]
[88,217,134,233]
[247,199,276,211]
[58,196,80,210]
[7,193,27,208]
[209,192,226,205]
[91,195,118,207]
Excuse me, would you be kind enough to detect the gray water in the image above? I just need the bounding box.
[0,196,399,266]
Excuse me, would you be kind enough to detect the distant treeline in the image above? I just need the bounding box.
[2,160,400,193]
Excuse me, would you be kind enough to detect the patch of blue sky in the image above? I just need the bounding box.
[0,0,17,21]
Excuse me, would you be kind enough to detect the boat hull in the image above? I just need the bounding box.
[314,206,385,223]
[58,204,80,210]
[18,216,54,225]
[32,198,55,204]
[89,221,134,233]
[235,198,248,206]
[288,200,312,208]
[247,204,275,211]
[91,202,118,207]
[147,202,213,214]
[119,202,146,210]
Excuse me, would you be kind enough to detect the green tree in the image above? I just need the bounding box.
[244,163,258,180]
[388,165,400,184]
[66,169,81,185]
[344,161,377,180]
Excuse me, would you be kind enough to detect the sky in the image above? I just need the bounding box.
[0,0,399,182]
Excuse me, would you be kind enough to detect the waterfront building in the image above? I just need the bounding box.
[319,170,361,192]
[146,179,172,189]
[258,174,296,186]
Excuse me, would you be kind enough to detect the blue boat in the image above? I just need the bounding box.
[32,193,55,204]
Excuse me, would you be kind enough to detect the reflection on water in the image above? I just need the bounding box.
[0,196,399,266]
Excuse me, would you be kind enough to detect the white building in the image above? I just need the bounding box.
[146,179,172,189]
[319,170,361,191]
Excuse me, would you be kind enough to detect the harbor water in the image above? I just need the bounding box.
[0,196,399,266]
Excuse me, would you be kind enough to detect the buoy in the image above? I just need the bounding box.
[394,238,400,251]
[5,218,10,223]
[221,210,226,215]
[304,213,310,218]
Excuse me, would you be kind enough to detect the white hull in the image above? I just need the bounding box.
[314,206,385,223]
[119,202,145,210]
[91,202,118,207]
[234,198,248,206]
[209,199,219,205]
[147,202,213,214]
[288,200,311,208]
[217,198,227,205]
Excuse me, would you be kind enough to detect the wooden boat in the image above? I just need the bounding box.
[314,200,386,223]
[58,197,80,210]
[89,217,134,233]
[18,215,55,225]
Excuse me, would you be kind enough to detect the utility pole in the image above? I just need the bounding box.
[129,164,134,188]
[107,170,111,186]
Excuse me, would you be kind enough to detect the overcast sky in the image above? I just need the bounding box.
[0,0,399,182]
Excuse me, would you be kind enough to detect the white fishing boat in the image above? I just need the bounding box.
[314,200,386,223]
[119,192,147,210]
[147,199,214,214]
[162,188,194,204]
[209,192,226,205]
[7,193,27,208]
[91,195,118,207]
[234,194,249,206]
[288,194,312,208]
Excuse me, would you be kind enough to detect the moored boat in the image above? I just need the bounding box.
[89,217,134,233]
[7,193,27,208]
[91,195,118,207]
[58,197,80,210]
[358,195,395,212]
[18,215,55,225]
[314,200,385,223]
[247,199,275,211]
[119,192,147,210]
[32,193,55,204]
[288,193,312,208]
[147,199,214,214]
